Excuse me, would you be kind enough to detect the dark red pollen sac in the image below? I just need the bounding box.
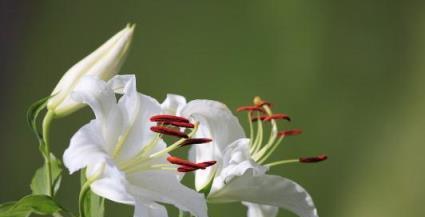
[168,156,217,173]
[236,106,265,113]
[255,100,272,108]
[150,115,190,123]
[278,129,303,137]
[167,156,205,169]
[196,161,217,168]
[251,115,268,122]
[162,121,195,128]
[299,155,328,163]
[180,138,213,147]
[252,114,291,122]
[178,166,198,172]
[150,126,188,138]
[264,113,291,121]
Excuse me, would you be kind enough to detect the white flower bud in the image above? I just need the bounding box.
[47,24,135,117]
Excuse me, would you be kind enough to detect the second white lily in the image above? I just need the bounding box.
[162,94,326,217]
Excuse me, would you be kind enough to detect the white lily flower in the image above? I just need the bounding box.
[161,95,327,217]
[63,75,214,217]
[47,25,134,117]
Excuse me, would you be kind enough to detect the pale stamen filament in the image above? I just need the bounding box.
[250,111,264,154]
[263,159,299,168]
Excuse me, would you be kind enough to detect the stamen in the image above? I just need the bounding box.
[196,161,217,168]
[264,113,291,121]
[150,115,190,123]
[251,114,290,122]
[150,126,188,138]
[299,155,328,163]
[236,105,265,113]
[253,96,272,107]
[167,156,206,169]
[177,161,216,173]
[180,138,212,146]
[161,121,195,128]
[278,129,303,137]
[177,166,198,172]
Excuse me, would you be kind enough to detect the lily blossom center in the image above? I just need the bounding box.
[236,96,328,167]
[116,114,215,174]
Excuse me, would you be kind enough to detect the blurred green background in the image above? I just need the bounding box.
[1,0,425,216]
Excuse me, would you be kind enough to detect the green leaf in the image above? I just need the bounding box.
[0,195,62,217]
[30,154,63,196]
[0,202,30,217]
[26,96,50,143]
[80,171,105,217]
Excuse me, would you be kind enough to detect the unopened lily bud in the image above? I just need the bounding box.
[47,24,135,117]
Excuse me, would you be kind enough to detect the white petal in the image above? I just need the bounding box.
[181,100,245,190]
[242,202,279,217]
[161,94,187,115]
[89,161,134,205]
[114,93,163,161]
[127,170,208,217]
[63,120,110,174]
[211,139,267,193]
[71,76,117,123]
[134,200,168,217]
[208,174,318,217]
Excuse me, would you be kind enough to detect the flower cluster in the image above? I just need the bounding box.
[1,25,327,217]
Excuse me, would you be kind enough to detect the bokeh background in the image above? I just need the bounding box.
[1,0,425,216]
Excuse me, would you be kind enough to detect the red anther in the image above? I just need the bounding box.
[278,129,303,137]
[196,161,217,168]
[151,126,189,138]
[299,154,328,163]
[180,138,213,147]
[251,115,268,122]
[162,121,195,128]
[236,106,265,113]
[264,113,290,121]
[177,166,198,172]
[255,100,272,107]
[252,114,291,122]
[167,156,206,169]
[150,115,190,123]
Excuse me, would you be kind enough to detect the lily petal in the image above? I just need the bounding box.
[89,161,134,204]
[211,139,267,193]
[72,75,117,124]
[161,94,187,115]
[181,100,245,190]
[134,200,168,217]
[71,75,124,154]
[208,174,318,217]
[63,120,110,174]
[127,170,208,217]
[242,202,279,217]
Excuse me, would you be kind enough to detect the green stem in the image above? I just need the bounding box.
[42,110,55,196]
[79,181,91,217]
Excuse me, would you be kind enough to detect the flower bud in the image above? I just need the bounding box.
[47,24,135,117]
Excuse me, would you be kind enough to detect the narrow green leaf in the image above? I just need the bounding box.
[26,96,50,143]
[80,171,105,217]
[0,195,62,217]
[30,154,63,196]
